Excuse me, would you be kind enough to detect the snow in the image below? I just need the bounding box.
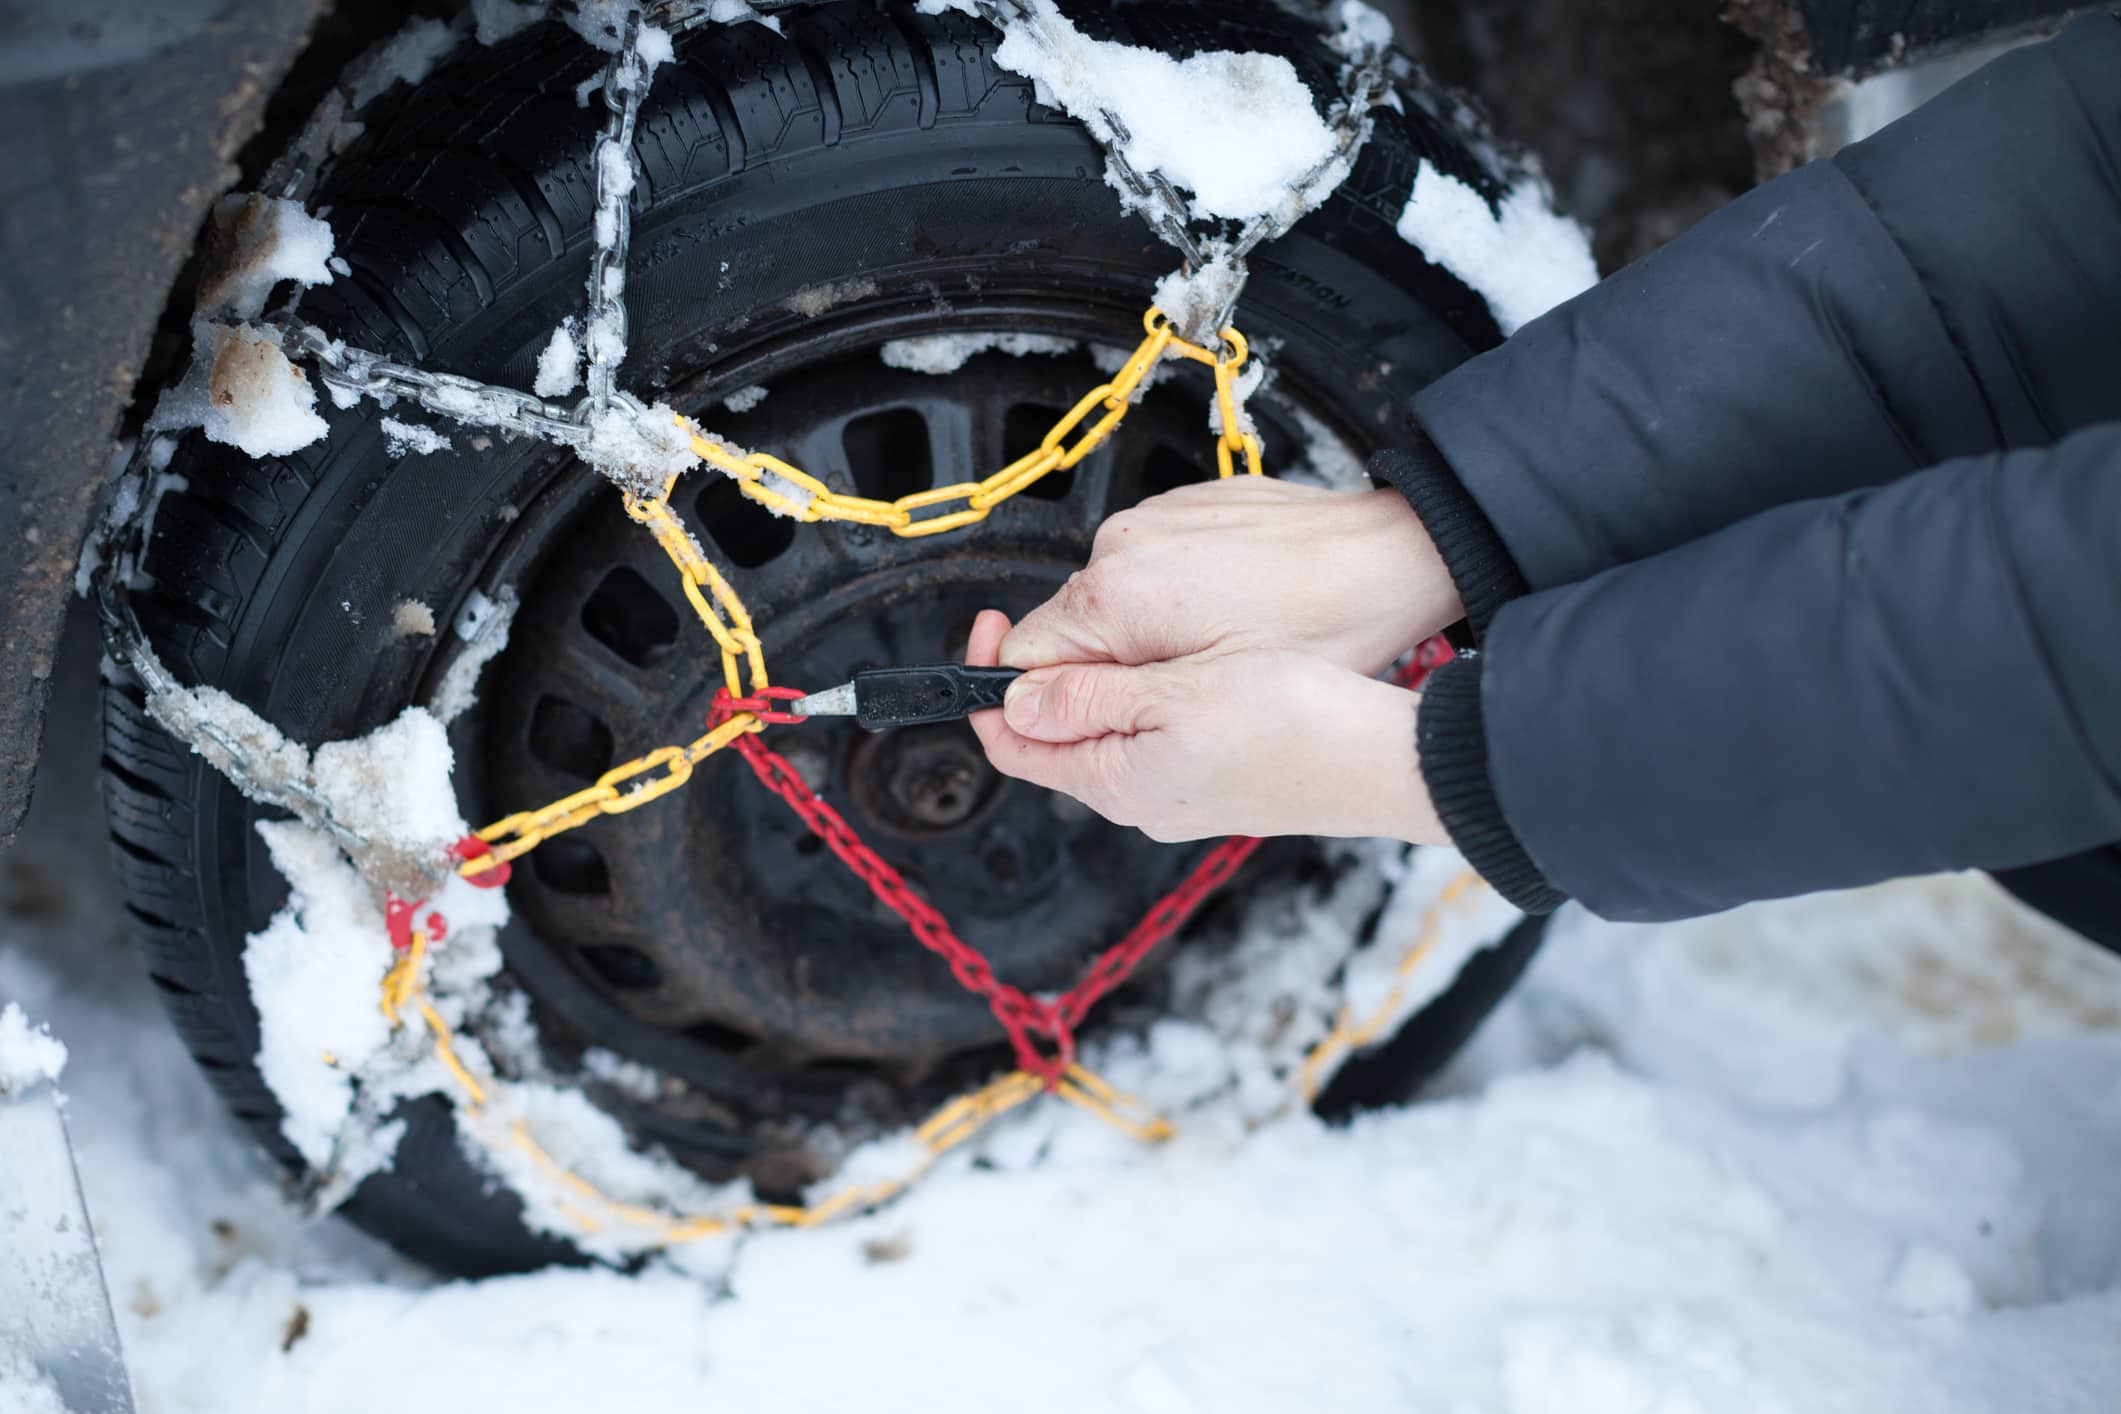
[244,823,401,1169]
[471,0,546,47]
[1327,0,1395,60]
[150,323,330,459]
[533,317,581,398]
[380,417,453,458]
[0,1353,67,1414]
[1395,164,1599,335]
[1153,251,1249,345]
[720,384,769,412]
[11,605,2121,1409]
[1287,405,1371,492]
[880,333,1076,375]
[195,195,337,323]
[0,1002,66,1093]
[346,18,458,110]
[582,400,701,493]
[392,600,438,638]
[592,141,636,248]
[922,0,1336,225]
[783,276,880,319]
[430,589,518,725]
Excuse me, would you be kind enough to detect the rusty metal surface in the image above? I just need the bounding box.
[0,0,327,850]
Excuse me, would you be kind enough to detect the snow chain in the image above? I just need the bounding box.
[98,3,1488,1250]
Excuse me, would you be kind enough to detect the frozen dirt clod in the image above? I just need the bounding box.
[195,195,338,324]
[150,324,331,459]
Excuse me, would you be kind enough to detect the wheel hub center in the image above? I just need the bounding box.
[850,725,1003,836]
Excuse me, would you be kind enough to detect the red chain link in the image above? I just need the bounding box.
[1396,633,1456,691]
[694,633,1454,1089]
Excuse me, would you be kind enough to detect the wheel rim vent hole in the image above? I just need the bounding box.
[529,695,615,780]
[582,566,680,666]
[532,835,611,895]
[577,942,663,991]
[1138,445,1203,504]
[695,477,795,568]
[1003,403,1075,501]
[841,407,933,503]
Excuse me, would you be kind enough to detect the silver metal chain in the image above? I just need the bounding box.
[973,0,1390,342]
[583,6,648,417]
[288,326,597,448]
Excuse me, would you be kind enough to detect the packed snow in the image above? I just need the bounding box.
[0,1352,67,1414]
[9,610,2121,1410]
[920,0,1342,225]
[345,17,458,111]
[1396,165,1600,335]
[379,417,453,458]
[720,384,770,412]
[533,317,582,398]
[428,589,519,726]
[0,1002,66,1094]
[880,333,1077,375]
[150,323,331,459]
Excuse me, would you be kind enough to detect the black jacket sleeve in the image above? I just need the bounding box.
[1429,422,2121,922]
[1388,13,2121,606]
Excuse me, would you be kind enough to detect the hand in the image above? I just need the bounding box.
[999,478,1459,678]
[967,611,1448,845]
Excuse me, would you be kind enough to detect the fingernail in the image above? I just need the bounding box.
[1004,677,1042,731]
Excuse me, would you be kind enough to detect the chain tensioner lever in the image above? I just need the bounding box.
[789,664,1023,731]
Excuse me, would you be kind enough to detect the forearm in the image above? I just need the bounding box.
[1420,423,2121,921]
[1390,14,2121,605]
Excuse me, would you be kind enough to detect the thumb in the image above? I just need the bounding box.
[1003,662,1166,744]
[999,573,1115,670]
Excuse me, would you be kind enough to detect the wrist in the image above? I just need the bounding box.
[1342,489,1462,668]
[1311,672,1448,844]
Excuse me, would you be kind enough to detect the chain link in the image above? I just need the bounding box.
[583,5,647,417]
[684,308,1259,537]
[972,0,1391,344]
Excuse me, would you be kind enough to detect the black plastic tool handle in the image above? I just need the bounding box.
[853,664,1023,730]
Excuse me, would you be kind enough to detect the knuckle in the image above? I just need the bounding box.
[1058,567,1103,620]
[1092,508,1141,553]
[1048,670,1104,728]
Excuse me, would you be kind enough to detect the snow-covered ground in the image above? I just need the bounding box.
[7,609,2121,1413]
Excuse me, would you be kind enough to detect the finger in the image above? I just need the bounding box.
[965,608,1011,669]
[1002,661,1167,744]
[999,571,1117,670]
[973,720,1132,818]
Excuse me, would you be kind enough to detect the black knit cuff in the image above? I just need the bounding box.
[1368,431,1527,643]
[1416,655,1567,915]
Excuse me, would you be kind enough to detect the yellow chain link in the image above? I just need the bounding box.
[365,302,1462,1249]
[454,306,1255,884]
[677,309,1259,538]
[1294,868,1483,1101]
